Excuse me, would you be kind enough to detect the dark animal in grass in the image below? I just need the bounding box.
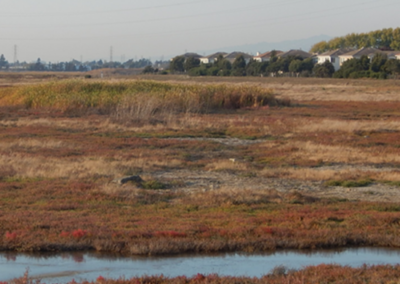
[112,175,143,185]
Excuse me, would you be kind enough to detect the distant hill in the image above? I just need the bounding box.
[195,34,332,57]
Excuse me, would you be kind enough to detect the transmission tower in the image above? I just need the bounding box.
[110,46,113,63]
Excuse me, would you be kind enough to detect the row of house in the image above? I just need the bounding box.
[176,47,400,72]
[317,47,400,71]
[180,50,314,65]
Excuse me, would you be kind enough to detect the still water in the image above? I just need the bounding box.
[1,248,400,283]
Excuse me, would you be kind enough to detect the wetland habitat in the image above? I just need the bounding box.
[1,73,400,283]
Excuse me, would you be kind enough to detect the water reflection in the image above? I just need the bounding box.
[1,248,400,283]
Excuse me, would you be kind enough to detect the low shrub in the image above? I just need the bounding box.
[72,229,87,239]
[142,180,167,190]
[325,179,373,188]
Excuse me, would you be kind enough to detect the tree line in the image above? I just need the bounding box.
[0,54,9,70]
[334,53,400,79]
[310,28,400,53]
[169,53,318,77]
[0,54,163,72]
[168,52,400,79]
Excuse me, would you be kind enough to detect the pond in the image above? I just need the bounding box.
[2,248,400,283]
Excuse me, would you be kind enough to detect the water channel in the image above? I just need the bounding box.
[2,248,400,283]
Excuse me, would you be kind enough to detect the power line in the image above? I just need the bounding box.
[8,0,318,29]
[0,0,218,17]
[0,0,398,41]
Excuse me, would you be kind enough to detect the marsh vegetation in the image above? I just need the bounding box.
[2,74,400,283]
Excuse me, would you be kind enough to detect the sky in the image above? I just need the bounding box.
[0,0,399,63]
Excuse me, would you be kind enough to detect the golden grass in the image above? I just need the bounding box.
[0,139,71,150]
[181,187,283,206]
[293,141,400,164]
[272,83,400,102]
[204,160,248,171]
[262,167,400,182]
[100,183,142,198]
[0,154,183,179]
[0,113,277,139]
[0,80,280,112]
[258,140,400,165]
[296,119,400,133]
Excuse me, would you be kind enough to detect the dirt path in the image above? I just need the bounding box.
[150,169,400,203]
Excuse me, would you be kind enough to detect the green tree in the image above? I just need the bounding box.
[30,58,45,71]
[358,33,371,48]
[310,41,329,54]
[188,65,207,76]
[206,66,219,76]
[383,59,400,76]
[266,61,281,74]
[213,55,231,76]
[258,61,269,75]
[313,60,335,78]
[370,53,388,72]
[310,28,400,53]
[334,56,370,78]
[381,28,394,48]
[276,56,298,73]
[0,54,9,69]
[142,65,155,74]
[246,59,263,76]
[184,57,200,71]
[214,55,231,70]
[288,59,304,74]
[344,33,359,48]
[269,50,278,63]
[359,55,370,70]
[169,56,185,73]
[390,28,400,50]
[65,61,76,71]
[51,62,62,71]
[232,55,247,76]
[302,58,315,72]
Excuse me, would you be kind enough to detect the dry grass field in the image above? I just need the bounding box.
[2,72,400,282]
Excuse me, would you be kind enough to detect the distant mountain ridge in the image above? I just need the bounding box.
[195,34,332,57]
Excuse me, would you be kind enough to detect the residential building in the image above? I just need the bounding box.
[384,51,400,60]
[199,52,227,64]
[224,52,253,64]
[338,47,380,66]
[253,50,283,62]
[317,48,355,71]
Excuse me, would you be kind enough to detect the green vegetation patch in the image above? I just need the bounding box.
[383,181,400,187]
[324,179,373,188]
[142,179,168,190]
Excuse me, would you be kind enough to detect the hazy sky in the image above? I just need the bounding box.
[1,0,399,63]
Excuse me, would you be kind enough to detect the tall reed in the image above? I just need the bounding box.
[0,80,287,119]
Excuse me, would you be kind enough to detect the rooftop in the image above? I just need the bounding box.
[224,52,253,59]
[201,52,228,59]
[279,49,312,59]
[255,50,284,58]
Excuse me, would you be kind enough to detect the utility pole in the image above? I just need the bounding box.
[110,46,113,63]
